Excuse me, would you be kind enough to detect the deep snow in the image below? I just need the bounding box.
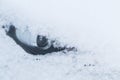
[0,0,120,80]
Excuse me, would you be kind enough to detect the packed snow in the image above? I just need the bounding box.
[0,0,120,80]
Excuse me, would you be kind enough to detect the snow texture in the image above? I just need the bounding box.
[0,0,120,80]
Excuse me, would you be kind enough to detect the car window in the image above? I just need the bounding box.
[2,24,76,55]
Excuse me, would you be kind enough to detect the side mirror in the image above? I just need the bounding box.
[36,35,49,48]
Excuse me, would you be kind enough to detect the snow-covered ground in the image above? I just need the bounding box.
[0,0,120,80]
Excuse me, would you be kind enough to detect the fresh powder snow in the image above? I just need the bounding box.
[0,0,120,80]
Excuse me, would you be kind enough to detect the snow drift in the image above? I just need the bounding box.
[0,0,120,80]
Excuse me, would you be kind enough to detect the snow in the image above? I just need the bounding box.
[0,0,120,80]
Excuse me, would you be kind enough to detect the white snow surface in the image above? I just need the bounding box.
[0,0,120,80]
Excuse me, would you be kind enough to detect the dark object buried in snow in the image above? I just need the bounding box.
[2,24,76,55]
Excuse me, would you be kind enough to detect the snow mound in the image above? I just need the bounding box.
[0,0,120,80]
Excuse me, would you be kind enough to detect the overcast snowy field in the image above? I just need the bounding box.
[0,0,120,80]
